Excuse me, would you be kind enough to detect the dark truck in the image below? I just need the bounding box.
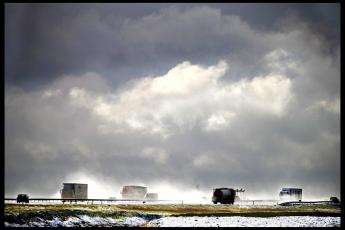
[17,194,29,203]
[212,188,236,204]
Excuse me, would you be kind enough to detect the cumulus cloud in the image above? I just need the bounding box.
[46,61,292,140]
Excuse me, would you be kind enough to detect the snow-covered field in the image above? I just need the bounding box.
[4,215,340,227]
[149,216,341,227]
[4,215,148,227]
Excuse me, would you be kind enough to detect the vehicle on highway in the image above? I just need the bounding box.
[212,188,236,204]
[16,194,29,203]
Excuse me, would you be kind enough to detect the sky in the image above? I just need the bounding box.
[5,3,340,202]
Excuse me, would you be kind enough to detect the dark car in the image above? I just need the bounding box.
[212,188,236,204]
[17,194,29,203]
[330,197,340,203]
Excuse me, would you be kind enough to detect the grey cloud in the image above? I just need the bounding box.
[5,59,339,200]
[5,3,339,89]
[5,4,340,201]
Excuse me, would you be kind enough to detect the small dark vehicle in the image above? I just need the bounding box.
[17,194,29,203]
[212,188,236,204]
[330,197,340,203]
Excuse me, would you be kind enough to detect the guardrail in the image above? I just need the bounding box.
[8,198,339,207]
[5,198,281,205]
[4,198,184,204]
[236,200,279,205]
[278,201,341,207]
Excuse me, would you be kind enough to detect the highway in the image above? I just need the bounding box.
[4,198,183,204]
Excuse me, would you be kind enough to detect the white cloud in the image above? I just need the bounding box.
[92,96,115,122]
[245,74,292,115]
[206,111,236,131]
[214,74,292,117]
[150,61,227,95]
[59,61,292,138]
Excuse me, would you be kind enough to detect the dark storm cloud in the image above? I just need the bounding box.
[5,4,340,200]
[5,3,339,89]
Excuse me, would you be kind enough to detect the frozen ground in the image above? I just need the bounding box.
[4,215,340,227]
[149,216,341,227]
[4,215,148,227]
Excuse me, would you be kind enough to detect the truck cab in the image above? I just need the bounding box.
[212,188,236,204]
[16,194,29,203]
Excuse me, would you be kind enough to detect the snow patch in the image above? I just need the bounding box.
[4,215,340,227]
[149,216,340,227]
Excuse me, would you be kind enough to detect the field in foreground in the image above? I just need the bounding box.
[4,204,341,227]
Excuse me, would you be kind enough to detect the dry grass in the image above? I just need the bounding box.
[5,204,130,219]
[113,204,340,217]
[5,203,341,218]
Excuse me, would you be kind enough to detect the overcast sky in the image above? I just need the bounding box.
[5,3,340,201]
